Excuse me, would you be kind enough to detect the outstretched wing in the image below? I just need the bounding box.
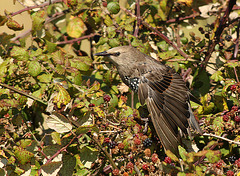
[137,65,200,154]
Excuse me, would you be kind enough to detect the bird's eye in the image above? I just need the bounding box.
[113,52,120,56]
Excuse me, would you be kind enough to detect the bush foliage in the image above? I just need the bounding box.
[0,0,239,175]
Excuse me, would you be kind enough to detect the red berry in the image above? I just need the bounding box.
[226,170,234,176]
[104,137,110,143]
[126,162,134,170]
[235,159,240,167]
[118,142,124,149]
[235,116,240,122]
[164,157,171,164]
[103,94,111,102]
[231,106,238,111]
[151,153,159,163]
[102,1,107,7]
[112,169,120,175]
[223,115,229,122]
[88,103,95,107]
[230,85,237,91]
[134,138,141,145]
[216,161,222,168]
[142,164,148,170]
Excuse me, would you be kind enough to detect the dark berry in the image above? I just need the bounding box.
[228,156,236,163]
[126,162,134,170]
[235,116,240,122]
[134,138,141,145]
[226,170,234,176]
[230,85,237,91]
[205,33,210,39]
[231,106,238,111]
[225,35,232,41]
[103,94,111,102]
[164,156,171,164]
[108,141,117,149]
[223,115,229,122]
[143,138,152,147]
[88,103,95,107]
[142,164,148,170]
[112,169,120,175]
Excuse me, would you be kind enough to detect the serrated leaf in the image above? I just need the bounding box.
[28,60,41,77]
[104,15,113,26]
[71,56,92,71]
[205,150,221,163]
[79,146,98,169]
[10,46,29,61]
[46,112,72,133]
[31,11,45,34]
[67,17,87,38]
[53,84,71,108]
[58,155,76,176]
[41,161,62,176]
[51,132,61,145]
[93,106,105,118]
[178,146,187,161]
[13,146,34,165]
[211,71,223,82]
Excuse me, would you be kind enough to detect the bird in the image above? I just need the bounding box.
[95,46,202,155]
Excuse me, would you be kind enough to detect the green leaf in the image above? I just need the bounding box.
[53,84,71,108]
[104,15,113,26]
[41,161,62,176]
[76,125,99,135]
[59,154,76,176]
[31,11,45,34]
[211,71,223,82]
[10,46,29,61]
[178,146,187,161]
[51,132,61,145]
[71,56,92,71]
[79,146,98,169]
[67,17,87,38]
[14,146,34,165]
[205,150,221,163]
[28,60,42,77]
[165,150,179,162]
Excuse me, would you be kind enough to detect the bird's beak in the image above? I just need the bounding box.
[94,51,111,56]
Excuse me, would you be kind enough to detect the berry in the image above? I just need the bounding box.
[230,85,237,91]
[143,138,152,147]
[228,156,236,163]
[102,1,107,7]
[126,162,134,170]
[144,148,151,157]
[223,115,229,122]
[104,137,110,143]
[235,158,240,167]
[112,169,120,175]
[108,141,117,149]
[142,164,148,170]
[118,142,124,149]
[103,94,111,102]
[123,172,129,176]
[235,116,240,122]
[231,106,238,111]
[151,153,159,163]
[216,161,222,168]
[134,138,141,145]
[164,157,171,164]
[88,103,95,107]
[226,170,234,176]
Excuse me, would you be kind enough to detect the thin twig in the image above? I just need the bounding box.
[203,133,240,145]
[133,0,140,37]
[56,33,98,45]
[0,82,47,105]
[10,0,63,17]
[122,8,190,59]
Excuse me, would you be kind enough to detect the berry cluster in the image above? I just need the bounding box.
[235,158,240,168]
[222,105,240,123]
[143,138,152,147]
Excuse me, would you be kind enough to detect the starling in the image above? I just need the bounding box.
[95,46,202,154]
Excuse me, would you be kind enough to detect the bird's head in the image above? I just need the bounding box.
[94,46,144,67]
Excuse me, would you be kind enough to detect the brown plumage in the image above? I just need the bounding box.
[95,46,202,155]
